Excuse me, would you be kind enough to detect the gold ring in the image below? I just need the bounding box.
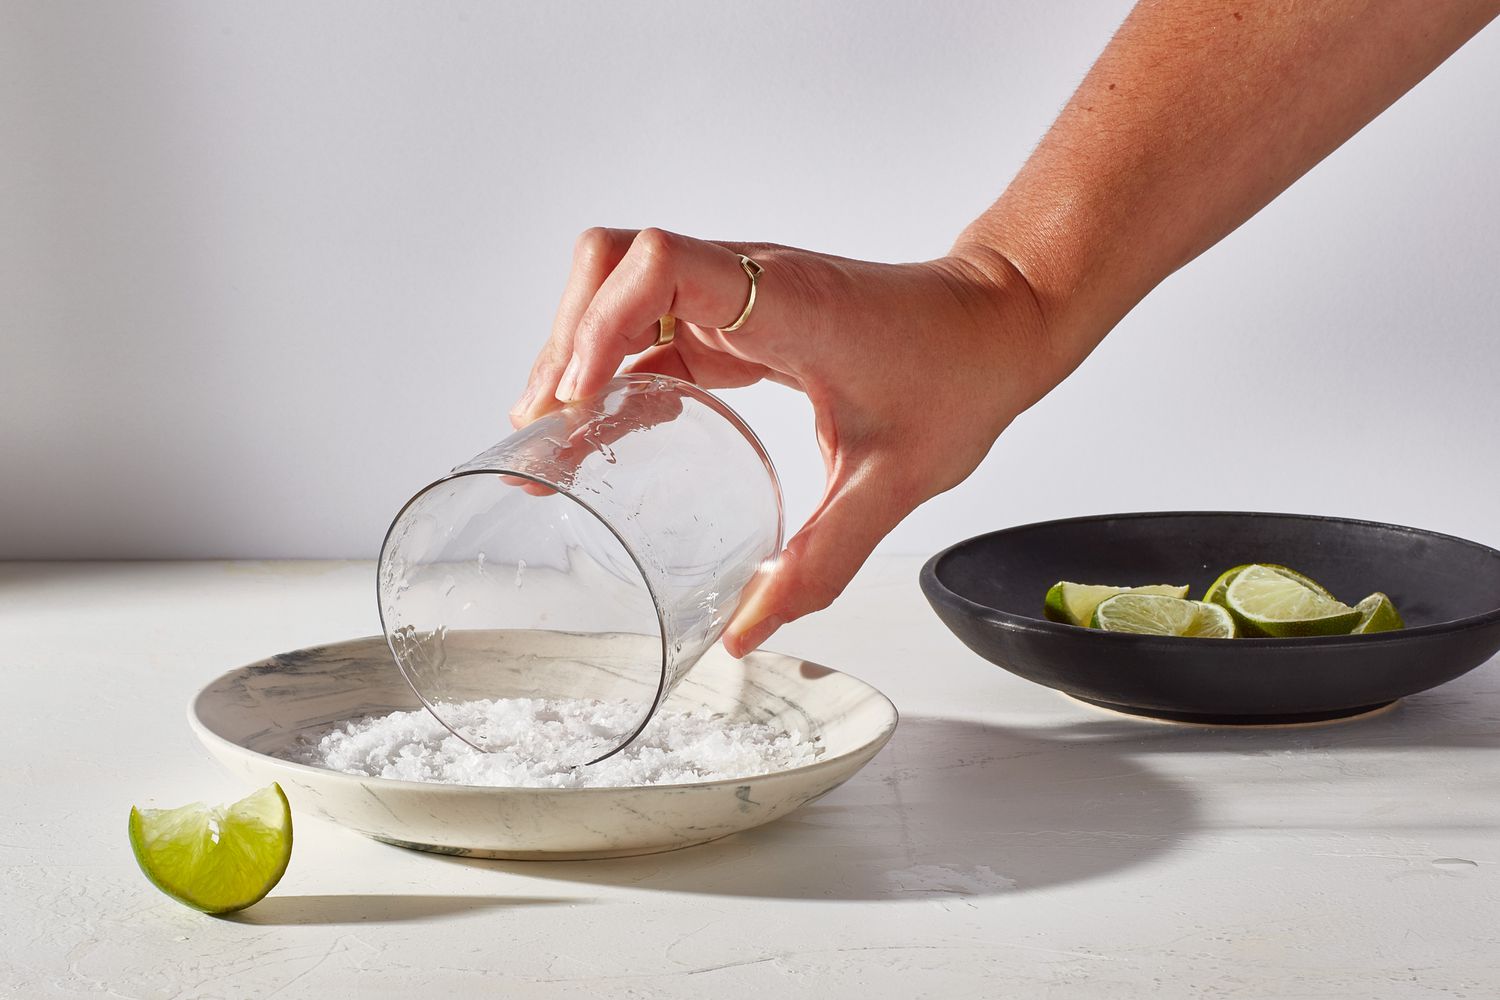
[720,254,764,333]
[654,314,676,347]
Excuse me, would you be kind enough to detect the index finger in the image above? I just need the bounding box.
[556,228,779,403]
[511,227,636,427]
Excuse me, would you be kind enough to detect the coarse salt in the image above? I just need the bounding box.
[283,697,823,788]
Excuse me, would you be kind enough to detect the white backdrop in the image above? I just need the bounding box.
[3,1,1498,559]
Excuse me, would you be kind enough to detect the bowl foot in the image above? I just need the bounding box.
[1067,694,1401,728]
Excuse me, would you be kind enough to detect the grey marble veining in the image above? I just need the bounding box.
[188,633,899,860]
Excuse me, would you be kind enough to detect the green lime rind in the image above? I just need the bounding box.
[129,783,292,915]
[1223,565,1361,638]
[1090,594,1237,638]
[1204,563,1335,605]
[1044,582,1191,627]
[1206,564,1341,636]
[1351,592,1405,634]
[1203,565,1247,606]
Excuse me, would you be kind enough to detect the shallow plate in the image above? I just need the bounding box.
[188,634,898,860]
[921,511,1500,724]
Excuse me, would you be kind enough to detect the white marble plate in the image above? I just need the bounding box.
[188,633,898,860]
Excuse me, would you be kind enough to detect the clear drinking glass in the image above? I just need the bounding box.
[376,373,784,766]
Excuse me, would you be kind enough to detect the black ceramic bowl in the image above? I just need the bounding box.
[920,512,1500,724]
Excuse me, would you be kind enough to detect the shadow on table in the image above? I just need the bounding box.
[1044,679,1500,754]
[224,893,576,925]
[420,716,1201,902]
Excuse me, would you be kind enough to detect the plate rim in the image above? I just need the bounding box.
[187,636,901,796]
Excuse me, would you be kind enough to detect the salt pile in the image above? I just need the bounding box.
[284,698,823,788]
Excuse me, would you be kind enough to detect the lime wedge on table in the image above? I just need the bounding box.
[1091,594,1237,638]
[1351,592,1405,634]
[1223,564,1360,637]
[1045,582,1191,627]
[1204,563,1335,604]
[129,783,292,914]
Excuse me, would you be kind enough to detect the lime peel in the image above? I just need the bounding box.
[129,782,292,914]
[1204,563,1335,604]
[1223,564,1361,637]
[1352,592,1405,635]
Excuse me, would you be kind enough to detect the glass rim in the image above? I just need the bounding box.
[376,468,667,766]
[375,374,785,766]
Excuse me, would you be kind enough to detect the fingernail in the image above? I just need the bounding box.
[731,615,783,658]
[555,355,583,402]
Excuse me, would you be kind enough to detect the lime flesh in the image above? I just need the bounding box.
[1351,592,1405,634]
[1223,565,1360,637]
[1091,594,1237,638]
[1204,563,1335,605]
[129,783,292,914]
[1045,582,1191,627]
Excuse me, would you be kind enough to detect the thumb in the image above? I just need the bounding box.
[723,460,907,657]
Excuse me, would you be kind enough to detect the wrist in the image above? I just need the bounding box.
[930,243,1066,412]
[951,197,1136,388]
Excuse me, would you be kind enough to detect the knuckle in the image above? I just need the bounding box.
[800,575,843,615]
[764,250,822,311]
[529,356,561,384]
[573,310,603,346]
[781,539,842,613]
[575,308,618,351]
[573,227,617,269]
[633,227,676,269]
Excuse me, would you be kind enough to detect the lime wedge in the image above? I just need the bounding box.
[1044,582,1191,627]
[1091,594,1237,638]
[1223,564,1360,637]
[1204,563,1335,604]
[129,783,292,914]
[1351,592,1405,634]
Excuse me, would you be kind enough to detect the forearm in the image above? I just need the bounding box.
[956,0,1498,369]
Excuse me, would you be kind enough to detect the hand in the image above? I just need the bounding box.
[510,227,1056,656]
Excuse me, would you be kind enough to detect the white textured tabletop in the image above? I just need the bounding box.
[4,558,1498,999]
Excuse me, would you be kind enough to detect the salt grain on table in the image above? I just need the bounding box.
[285,698,822,788]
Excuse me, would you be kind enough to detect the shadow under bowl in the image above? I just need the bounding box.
[920,511,1500,724]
